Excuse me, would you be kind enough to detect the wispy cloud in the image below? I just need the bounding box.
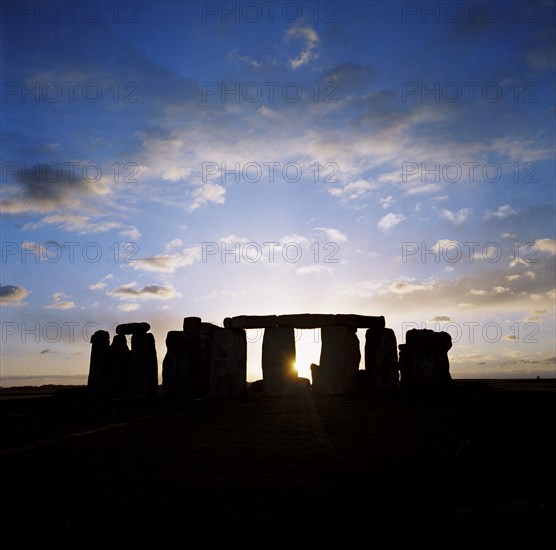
[45,292,76,309]
[286,24,320,69]
[132,245,201,273]
[107,283,181,300]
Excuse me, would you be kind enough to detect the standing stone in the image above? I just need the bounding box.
[162,329,205,398]
[130,332,158,398]
[88,330,111,398]
[364,328,399,391]
[111,334,132,398]
[262,327,297,396]
[314,326,360,395]
[209,328,247,398]
[398,329,452,390]
[162,331,186,397]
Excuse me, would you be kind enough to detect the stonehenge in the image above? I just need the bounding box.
[87,323,157,399]
[224,313,385,330]
[362,328,399,391]
[261,326,298,396]
[398,329,452,389]
[312,326,361,395]
[88,314,453,400]
[162,320,247,399]
[87,330,111,398]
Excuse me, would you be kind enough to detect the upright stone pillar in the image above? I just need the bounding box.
[398,329,452,390]
[364,328,399,391]
[314,326,360,395]
[111,334,131,398]
[210,328,247,398]
[130,332,158,398]
[88,330,111,398]
[162,331,187,397]
[262,327,297,396]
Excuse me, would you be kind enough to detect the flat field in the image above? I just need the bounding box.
[1,380,554,545]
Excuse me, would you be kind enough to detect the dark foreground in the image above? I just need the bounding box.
[1,380,555,545]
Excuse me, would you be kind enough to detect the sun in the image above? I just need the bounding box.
[292,330,321,380]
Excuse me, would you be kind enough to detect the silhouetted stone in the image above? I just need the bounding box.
[224,315,278,329]
[209,328,247,398]
[162,331,187,398]
[115,322,150,335]
[279,313,385,329]
[262,327,297,396]
[162,330,207,398]
[248,379,264,392]
[130,332,158,398]
[398,329,452,390]
[364,328,399,391]
[314,326,360,394]
[224,313,385,329]
[88,330,111,398]
[183,316,202,330]
[198,323,220,397]
[111,334,131,398]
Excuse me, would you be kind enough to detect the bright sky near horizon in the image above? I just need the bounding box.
[1,0,555,386]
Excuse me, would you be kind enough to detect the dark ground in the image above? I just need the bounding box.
[1,379,555,545]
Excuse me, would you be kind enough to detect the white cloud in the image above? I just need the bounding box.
[440,208,472,224]
[378,213,405,232]
[132,245,201,273]
[119,226,141,240]
[31,214,122,234]
[536,238,556,255]
[379,195,395,209]
[329,179,376,201]
[379,280,434,295]
[89,282,107,290]
[118,303,140,312]
[312,227,348,242]
[188,183,226,211]
[492,286,510,294]
[483,204,516,220]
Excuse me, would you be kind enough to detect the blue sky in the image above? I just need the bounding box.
[1,0,555,385]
